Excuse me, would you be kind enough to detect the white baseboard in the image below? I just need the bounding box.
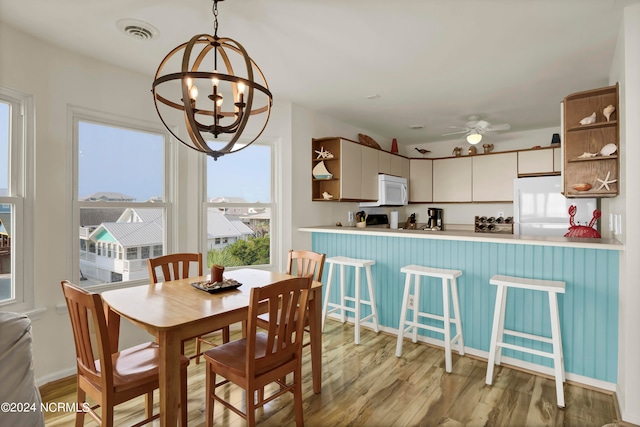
[36,366,76,388]
[616,384,640,425]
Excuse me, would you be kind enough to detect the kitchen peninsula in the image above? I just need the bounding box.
[300,225,623,389]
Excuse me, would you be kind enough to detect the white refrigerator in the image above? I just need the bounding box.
[513,176,598,237]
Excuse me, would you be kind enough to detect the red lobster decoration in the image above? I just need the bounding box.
[564,205,601,238]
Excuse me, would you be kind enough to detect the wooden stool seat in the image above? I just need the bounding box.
[485,274,566,407]
[321,256,380,344]
[395,265,464,373]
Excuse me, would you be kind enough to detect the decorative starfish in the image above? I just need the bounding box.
[596,171,617,191]
[314,146,334,159]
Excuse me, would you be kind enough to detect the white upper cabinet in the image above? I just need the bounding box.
[378,151,391,175]
[472,152,518,201]
[517,148,555,176]
[339,139,362,200]
[409,159,433,202]
[433,157,472,202]
[361,145,379,200]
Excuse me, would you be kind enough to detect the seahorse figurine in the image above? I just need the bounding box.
[603,104,615,121]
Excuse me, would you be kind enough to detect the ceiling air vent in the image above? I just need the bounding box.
[116,19,159,41]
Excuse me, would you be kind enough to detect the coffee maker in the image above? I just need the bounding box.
[427,208,443,230]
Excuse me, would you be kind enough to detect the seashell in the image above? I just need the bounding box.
[579,112,596,125]
[577,152,598,158]
[572,183,592,192]
[322,191,333,200]
[600,143,617,156]
[603,104,615,121]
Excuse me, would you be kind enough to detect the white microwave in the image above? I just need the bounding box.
[360,174,408,207]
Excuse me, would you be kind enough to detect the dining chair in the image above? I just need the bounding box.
[147,252,231,363]
[60,280,189,427]
[203,276,312,427]
[257,249,326,346]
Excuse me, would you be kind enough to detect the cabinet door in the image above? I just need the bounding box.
[340,140,362,200]
[378,151,391,175]
[409,159,433,202]
[473,152,518,201]
[389,154,409,178]
[433,157,472,202]
[553,147,562,172]
[518,149,554,175]
[361,145,379,200]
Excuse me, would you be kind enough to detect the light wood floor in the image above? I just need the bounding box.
[41,319,627,427]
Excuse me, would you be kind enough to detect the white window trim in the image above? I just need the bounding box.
[199,137,280,270]
[68,105,175,291]
[0,86,35,312]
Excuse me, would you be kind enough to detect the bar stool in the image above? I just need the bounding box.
[485,274,566,407]
[395,265,464,373]
[321,256,380,344]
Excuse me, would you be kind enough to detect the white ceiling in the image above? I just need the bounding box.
[1,0,638,146]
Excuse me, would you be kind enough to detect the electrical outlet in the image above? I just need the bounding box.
[408,295,415,309]
[497,211,504,218]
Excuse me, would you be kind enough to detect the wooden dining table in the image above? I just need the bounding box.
[101,268,323,427]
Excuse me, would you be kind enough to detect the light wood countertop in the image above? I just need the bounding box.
[299,225,623,250]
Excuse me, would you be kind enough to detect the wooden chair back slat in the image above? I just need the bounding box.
[147,253,203,283]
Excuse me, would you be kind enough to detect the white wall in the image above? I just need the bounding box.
[609,4,640,424]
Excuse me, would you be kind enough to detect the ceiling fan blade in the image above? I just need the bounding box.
[475,120,490,129]
[441,130,469,136]
[486,123,511,131]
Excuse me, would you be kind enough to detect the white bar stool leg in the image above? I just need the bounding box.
[364,264,380,333]
[486,284,506,385]
[339,264,346,323]
[412,274,420,343]
[395,272,412,357]
[494,285,508,367]
[549,291,565,407]
[442,277,452,373]
[354,265,361,344]
[321,262,335,332]
[450,276,465,355]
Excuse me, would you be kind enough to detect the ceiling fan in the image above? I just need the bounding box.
[442,116,511,144]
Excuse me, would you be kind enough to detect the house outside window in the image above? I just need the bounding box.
[0,86,35,311]
[203,141,274,269]
[72,108,172,288]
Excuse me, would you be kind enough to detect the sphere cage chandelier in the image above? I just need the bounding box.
[152,0,272,160]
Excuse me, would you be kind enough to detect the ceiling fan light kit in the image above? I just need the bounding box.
[467,132,482,144]
[152,0,273,160]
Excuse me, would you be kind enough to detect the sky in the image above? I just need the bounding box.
[79,121,271,203]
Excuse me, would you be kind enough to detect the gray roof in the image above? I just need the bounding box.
[80,208,125,227]
[207,211,254,239]
[90,208,163,247]
[80,191,135,202]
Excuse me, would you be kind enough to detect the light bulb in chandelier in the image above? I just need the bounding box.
[152,0,272,160]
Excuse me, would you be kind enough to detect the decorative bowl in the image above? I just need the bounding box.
[572,183,592,191]
[313,174,333,180]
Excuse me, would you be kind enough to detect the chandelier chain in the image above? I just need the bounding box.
[212,0,219,37]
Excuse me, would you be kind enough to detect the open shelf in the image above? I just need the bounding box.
[567,155,618,163]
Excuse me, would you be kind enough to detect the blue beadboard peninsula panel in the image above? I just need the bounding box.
[312,233,619,383]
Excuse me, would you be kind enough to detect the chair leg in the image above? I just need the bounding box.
[195,337,202,364]
[145,390,153,420]
[294,366,304,427]
[205,364,215,427]
[102,395,114,427]
[246,386,257,427]
[395,273,412,357]
[486,285,506,385]
[75,385,86,427]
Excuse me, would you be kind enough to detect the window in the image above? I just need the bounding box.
[72,108,172,288]
[204,141,274,269]
[0,86,34,311]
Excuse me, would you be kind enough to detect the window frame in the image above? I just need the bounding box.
[200,138,278,270]
[0,86,35,312]
[69,106,174,291]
